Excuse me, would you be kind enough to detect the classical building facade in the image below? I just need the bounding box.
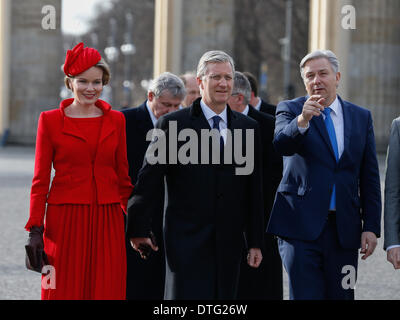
[1,0,399,151]
[309,0,400,151]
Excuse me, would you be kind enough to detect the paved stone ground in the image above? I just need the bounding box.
[0,145,398,300]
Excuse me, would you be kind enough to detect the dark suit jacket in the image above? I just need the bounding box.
[122,102,165,300]
[259,99,276,117]
[384,118,400,249]
[247,106,282,221]
[127,98,264,299]
[267,96,381,249]
[237,106,283,300]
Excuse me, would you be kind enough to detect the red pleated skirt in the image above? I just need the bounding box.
[41,202,126,300]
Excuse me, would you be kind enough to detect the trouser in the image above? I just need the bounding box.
[278,215,358,300]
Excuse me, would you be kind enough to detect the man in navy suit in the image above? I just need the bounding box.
[122,72,185,299]
[267,50,381,300]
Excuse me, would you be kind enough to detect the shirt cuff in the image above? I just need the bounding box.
[297,122,309,134]
[386,245,400,251]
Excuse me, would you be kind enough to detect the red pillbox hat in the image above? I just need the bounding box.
[63,42,102,77]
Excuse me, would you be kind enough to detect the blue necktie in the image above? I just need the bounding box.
[211,115,224,158]
[323,107,339,210]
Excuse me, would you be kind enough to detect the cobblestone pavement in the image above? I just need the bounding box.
[0,146,398,300]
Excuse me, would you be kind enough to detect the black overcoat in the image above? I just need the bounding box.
[127,98,264,299]
[122,102,165,300]
[237,105,283,300]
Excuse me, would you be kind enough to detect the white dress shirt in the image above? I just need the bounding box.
[253,98,262,111]
[200,99,228,144]
[240,105,250,116]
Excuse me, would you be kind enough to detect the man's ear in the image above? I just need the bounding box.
[197,76,204,91]
[239,93,245,105]
[335,72,341,88]
[148,91,154,102]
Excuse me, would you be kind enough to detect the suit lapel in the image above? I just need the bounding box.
[190,99,213,130]
[99,112,115,143]
[226,105,238,130]
[139,102,155,132]
[312,113,337,160]
[339,96,352,163]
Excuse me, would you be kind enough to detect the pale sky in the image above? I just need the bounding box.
[61,0,112,35]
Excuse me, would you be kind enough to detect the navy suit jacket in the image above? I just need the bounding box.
[267,96,381,249]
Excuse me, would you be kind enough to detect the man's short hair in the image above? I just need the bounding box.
[233,71,252,106]
[196,50,235,79]
[148,72,186,99]
[179,72,196,86]
[243,71,258,97]
[300,50,339,79]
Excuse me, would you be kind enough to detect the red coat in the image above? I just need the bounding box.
[25,98,133,230]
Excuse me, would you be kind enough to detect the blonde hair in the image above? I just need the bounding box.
[64,58,111,90]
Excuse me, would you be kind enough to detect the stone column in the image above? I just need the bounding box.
[153,0,235,77]
[0,0,11,143]
[348,0,400,151]
[180,0,235,74]
[308,0,352,100]
[8,0,62,144]
[308,0,400,151]
[153,0,183,77]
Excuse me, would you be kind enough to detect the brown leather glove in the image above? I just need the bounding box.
[25,226,49,273]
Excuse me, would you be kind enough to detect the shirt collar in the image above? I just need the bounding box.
[241,105,250,116]
[254,98,262,111]
[327,95,340,115]
[200,99,227,124]
[146,100,158,127]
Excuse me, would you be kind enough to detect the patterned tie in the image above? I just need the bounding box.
[323,107,338,210]
[211,115,224,159]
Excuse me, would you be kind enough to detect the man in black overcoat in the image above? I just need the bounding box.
[243,71,277,117]
[127,51,264,299]
[229,71,283,300]
[122,72,185,299]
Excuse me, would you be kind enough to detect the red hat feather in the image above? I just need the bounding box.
[63,42,102,77]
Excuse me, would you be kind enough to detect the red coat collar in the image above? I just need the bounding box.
[59,98,112,116]
[59,98,115,143]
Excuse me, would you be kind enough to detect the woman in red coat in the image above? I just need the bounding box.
[25,42,133,299]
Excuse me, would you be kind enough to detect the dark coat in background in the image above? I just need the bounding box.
[259,99,277,117]
[122,102,165,300]
[127,98,264,300]
[237,105,283,300]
